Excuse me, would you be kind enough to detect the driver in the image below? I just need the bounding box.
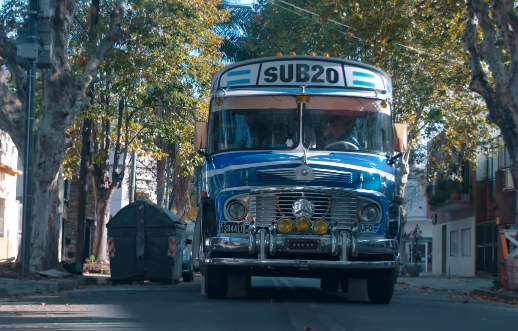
[318,117,360,149]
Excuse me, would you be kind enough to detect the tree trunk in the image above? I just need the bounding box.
[92,187,115,263]
[156,157,166,207]
[76,118,92,264]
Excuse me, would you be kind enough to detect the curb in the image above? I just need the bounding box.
[472,289,518,302]
[0,275,108,298]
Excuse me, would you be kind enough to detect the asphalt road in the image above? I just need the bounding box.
[0,277,516,331]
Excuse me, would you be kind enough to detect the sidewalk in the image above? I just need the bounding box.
[398,276,518,303]
[0,274,108,299]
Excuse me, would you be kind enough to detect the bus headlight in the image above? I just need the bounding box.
[295,217,311,232]
[313,219,329,235]
[277,218,293,234]
[359,204,380,222]
[227,200,247,220]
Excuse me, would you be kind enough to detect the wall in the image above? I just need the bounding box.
[432,217,476,276]
[63,175,96,262]
[446,216,476,276]
[432,224,444,275]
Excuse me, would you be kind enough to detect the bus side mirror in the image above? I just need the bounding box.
[393,123,408,152]
[195,122,208,150]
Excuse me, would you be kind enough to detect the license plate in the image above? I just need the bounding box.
[220,222,244,234]
[360,223,382,234]
[287,239,319,250]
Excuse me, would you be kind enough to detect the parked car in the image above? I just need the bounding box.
[182,238,194,282]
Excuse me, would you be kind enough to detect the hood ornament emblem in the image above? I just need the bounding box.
[292,198,315,218]
[300,148,308,166]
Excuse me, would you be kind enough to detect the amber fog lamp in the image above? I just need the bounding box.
[277,218,293,234]
[380,100,388,108]
[295,217,311,232]
[313,219,329,235]
[296,95,310,103]
[215,98,224,106]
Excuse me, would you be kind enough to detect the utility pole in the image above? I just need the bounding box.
[18,0,38,281]
[129,151,136,203]
[16,0,54,279]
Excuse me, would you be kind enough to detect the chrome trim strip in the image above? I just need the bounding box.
[248,224,257,254]
[340,232,349,261]
[208,235,398,255]
[351,225,359,257]
[204,258,397,269]
[258,229,267,260]
[331,226,339,256]
[269,225,277,255]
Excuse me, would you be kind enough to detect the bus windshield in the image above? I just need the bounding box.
[303,109,392,154]
[208,108,300,154]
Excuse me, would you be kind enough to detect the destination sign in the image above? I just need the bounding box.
[258,61,345,86]
[217,59,389,92]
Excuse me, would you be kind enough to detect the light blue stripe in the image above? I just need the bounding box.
[227,78,251,86]
[353,71,376,79]
[353,80,376,88]
[228,70,251,77]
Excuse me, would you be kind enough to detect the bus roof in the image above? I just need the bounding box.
[211,56,392,100]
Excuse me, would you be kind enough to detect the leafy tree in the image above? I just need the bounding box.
[461,0,518,227]
[62,0,228,262]
[0,0,228,270]
[234,0,499,182]
[0,0,127,272]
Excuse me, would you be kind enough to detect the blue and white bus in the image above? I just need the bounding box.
[192,53,408,304]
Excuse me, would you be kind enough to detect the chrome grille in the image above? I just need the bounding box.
[257,169,296,182]
[256,168,353,184]
[250,188,357,228]
[313,169,353,184]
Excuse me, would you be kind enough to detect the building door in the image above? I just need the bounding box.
[441,225,447,274]
[476,220,498,275]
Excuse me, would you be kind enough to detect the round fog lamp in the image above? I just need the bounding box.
[359,204,379,222]
[277,218,293,234]
[295,217,311,232]
[227,200,247,220]
[313,219,329,235]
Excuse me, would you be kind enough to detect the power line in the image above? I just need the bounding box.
[268,0,462,64]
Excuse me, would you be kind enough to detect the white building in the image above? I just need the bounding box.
[109,150,158,216]
[403,176,433,273]
[0,130,22,261]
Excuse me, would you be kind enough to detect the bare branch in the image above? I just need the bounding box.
[0,25,26,101]
[81,0,126,94]
[469,0,507,90]
[462,4,497,101]
[0,68,24,154]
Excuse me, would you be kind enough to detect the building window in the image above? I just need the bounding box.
[450,230,458,256]
[461,228,471,256]
[0,198,5,238]
[487,156,497,200]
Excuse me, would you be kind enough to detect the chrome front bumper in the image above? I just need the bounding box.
[204,258,396,269]
[204,224,398,270]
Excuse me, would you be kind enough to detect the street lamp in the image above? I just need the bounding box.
[410,225,423,266]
